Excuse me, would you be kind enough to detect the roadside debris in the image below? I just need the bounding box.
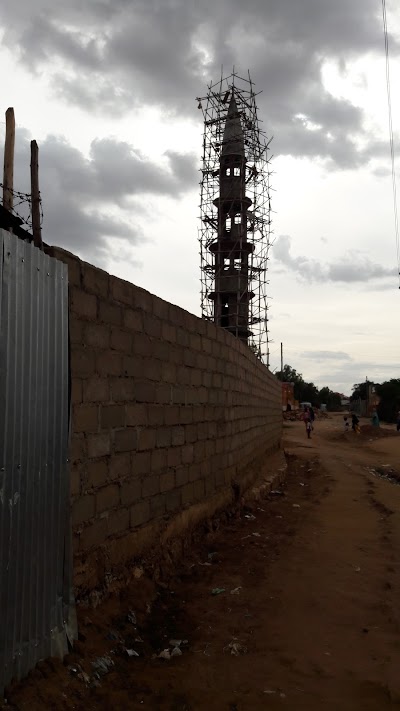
[106,629,124,642]
[244,514,256,520]
[224,638,247,656]
[156,639,188,660]
[292,504,301,508]
[127,610,137,625]
[92,656,114,678]
[125,649,139,658]
[171,646,182,657]
[230,587,242,595]
[78,671,90,685]
[211,587,226,595]
[368,465,400,486]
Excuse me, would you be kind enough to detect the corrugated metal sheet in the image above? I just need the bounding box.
[0,229,76,693]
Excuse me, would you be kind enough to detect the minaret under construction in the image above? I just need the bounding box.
[208,94,253,343]
[198,71,272,360]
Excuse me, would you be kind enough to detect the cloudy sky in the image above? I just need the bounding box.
[1,0,399,395]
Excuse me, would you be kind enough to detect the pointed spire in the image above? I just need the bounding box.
[221,92,245,157]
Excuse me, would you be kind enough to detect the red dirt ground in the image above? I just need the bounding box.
[2,415,400,710]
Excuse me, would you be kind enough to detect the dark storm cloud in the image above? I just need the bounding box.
[0,0,395,168]
[273,235,396,283]
[0,128,197,264]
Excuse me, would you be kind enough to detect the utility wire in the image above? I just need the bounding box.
[381,0,400,288]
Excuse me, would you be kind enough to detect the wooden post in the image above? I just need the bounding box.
[3,107,15,212]
[30,140,43,249]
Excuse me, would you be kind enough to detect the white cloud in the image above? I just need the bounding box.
[273,235,396,284]
[1,0,400,394]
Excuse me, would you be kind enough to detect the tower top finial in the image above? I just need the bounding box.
[221,92,245,157]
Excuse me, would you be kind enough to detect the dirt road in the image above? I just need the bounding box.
[4,416,400,710]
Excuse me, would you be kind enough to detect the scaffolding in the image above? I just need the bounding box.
[197,70,273,364]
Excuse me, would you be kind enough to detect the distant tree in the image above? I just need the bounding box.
[276,363,351,409]
[376,379,400,423]
[318,386,342,411]
[275,364,305,401]
[350,382,368,401]
[301,382,319,404]
[276,364,321,404]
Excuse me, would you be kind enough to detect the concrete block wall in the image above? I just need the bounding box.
[47,246,282,593]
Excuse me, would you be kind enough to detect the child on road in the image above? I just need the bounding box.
[302,407,312,439]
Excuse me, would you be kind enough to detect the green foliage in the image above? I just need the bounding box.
[275,365,305,401]
[277,366,400,418]
[350,382,368,401]
[276,364,333,408]
[276,364,344,411]
[318,387,342,411]
[376,379,400,423]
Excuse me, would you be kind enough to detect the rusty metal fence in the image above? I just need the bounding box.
[0,229,76,693]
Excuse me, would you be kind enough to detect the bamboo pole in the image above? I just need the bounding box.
[30,140,43,249]
[3,107,15,212]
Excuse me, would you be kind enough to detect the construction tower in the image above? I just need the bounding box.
[198,70,273,362]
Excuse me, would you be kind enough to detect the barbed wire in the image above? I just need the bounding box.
[0,182,43,229]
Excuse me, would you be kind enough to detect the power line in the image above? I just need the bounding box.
[381,0,400,288]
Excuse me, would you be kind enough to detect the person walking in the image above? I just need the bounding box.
[371,409,380,427]
[302,407,312,439]
[309,406,315,431]
[351,413,360,434]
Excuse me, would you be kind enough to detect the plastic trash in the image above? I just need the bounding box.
[252,532,261,537]
[211,587,225,595]
[127,610,137,625]
[91,656,114,677]
[158,649,171,660]
[244,514,256,520]
[224,639,247,656]
[106,630,123,642]
[126,649,139,657]
[171,646,182,657]
[230,587,242,595]
[292,504,301,508]
[68,665,80,675]
[78,671,90,685]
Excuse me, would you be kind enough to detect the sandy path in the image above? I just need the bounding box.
[3,416,400,710]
